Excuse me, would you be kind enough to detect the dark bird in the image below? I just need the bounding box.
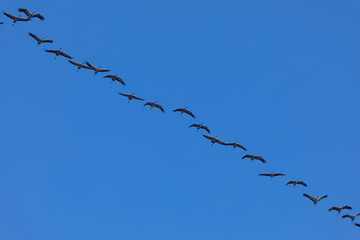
[259,172,285,178]
[173,107,195,118]
[18,8,44,20]
[85,61,110,75]
[144,101,165,112]
[28,33,53,45]
[242,154,265,163]
[328,205,352,214]
[118,93,144,102]
[45,49,72,59]
[225,142,246,151]
[0,22,3,24]
[3,12,30,25]
[104,74,125,86]
[68,60,91,71]
[189,123,210,133]
[203,135,226,146]
[303,194,328,206]
[342,213,360,222]
[286,180,307,187]
[355,223,360,227]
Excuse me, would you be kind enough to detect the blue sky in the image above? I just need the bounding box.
[1,0,360,239]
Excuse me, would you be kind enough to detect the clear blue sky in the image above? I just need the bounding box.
[1,0,360,239]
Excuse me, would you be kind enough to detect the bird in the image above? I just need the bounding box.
[173,107,195,118]
[45,49,72,59]
[118,93,144,102]
[225,142,246,151]
[286,180,307,187]
[0,22,3,24]
[303,194,328,206]
[189,123,210,133]
[144,101,165,112]
[18,8,44,20]
[203,135,226,146]
[68,60,91,71]
[342,213,360,222]
[28,33,53,45]
[259,172,285,178]
[3,12,30,25]
[355,223,360,227]
[104,74,126,86]
[242,154,265,163]
[85,61,110,75]
[328,206,352,214]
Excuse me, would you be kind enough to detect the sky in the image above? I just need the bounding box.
[0,0,360,239]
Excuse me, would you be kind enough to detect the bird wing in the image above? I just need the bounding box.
[242,154,251,159]
[235,143,246,150]
[28,32,41,41]
[144,102,151,107]
[298,181,307,187]
[189,124,198,128]
[85,61,96,70]
[303,194,316,202]
[3,12,17,20]
[342,206,352,210]
[355,213,360,217]
[215,139,226,145]
[342,214,352,219]
[42,39,53,43]
[68,60,82,67]
[104,75,113,79]
[119,93,130,98]
[132,95,144,101]
[274,173,285,176]
[202,126,211,133]
[59,51,72,59]
[98,68,110,72]
[317,195,328,202]
[156,104,165,112]
[286,181,294,186]
[184,109,195,118]
[45,49,58,54]
[203,135,215,141]
[33,13,45,20]
[254,155,265,161]
[328,207,339,212]
[18,8,31,17]
[259,173,271,176]
[173,108,183,112]
[355,223,360,227]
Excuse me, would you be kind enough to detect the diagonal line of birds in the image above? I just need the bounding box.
[2,7,359,230]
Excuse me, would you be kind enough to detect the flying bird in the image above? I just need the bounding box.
[242,154,265,163]
[85,61,110,75]
[68,60,91,71]
[45,49,72,59]
[3,12,30,25]
[104,74,125,86]
[118,93,144,102]
[303,194,328,206]
[189,123,210,133]
[328,206,352,214]
[286,180,307,187]
[259,172,285,178]
[173,107,195,118]
[28,33,53,45]
[144,101,165,112]
[18,8,44,20]
[342,213,360,222]
[203,135,226,146]
[225,142,246,151]
[0,22,3,24]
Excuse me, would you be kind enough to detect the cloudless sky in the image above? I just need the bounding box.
[1,0,360,239]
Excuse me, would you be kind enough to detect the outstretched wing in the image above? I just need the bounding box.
[45,49,58,54]
[317,195,328,202]
[286,181,294,186]
[28,32,41,41]
[259,173,271,177]
[342,214,352,219]
[202,125,211,133]
[203,135,214,141]
[18,8,31,17]
[173,108,183,112]
[59,51,72,59]
[328,207,339,212]
[33,13,45,20]
[342,206,352,210]
[132,95,144,101]
[189,124,199,128]
[156,104,165,112]
[118,93,130,98]
[355,223,360,227]
[98,68,110,73]
[303,193,316,202]
[184,109,195,118]
[242,154,251,159]
[254,155,265,162]
[42,39,53,43]
[235,143,246,150]
[3,12,17,20]
[85,61,96,70]
[215,139,226,145]
[298,181,307,187]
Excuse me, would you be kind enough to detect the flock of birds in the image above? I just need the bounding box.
[2,7,360,230]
